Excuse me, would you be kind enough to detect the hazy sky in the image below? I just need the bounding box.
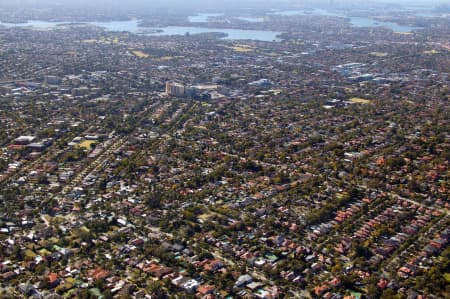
[1,0,447,9]
[1,0,447,4]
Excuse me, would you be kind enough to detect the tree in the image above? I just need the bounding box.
[366,283,382,299]
[146,281,167,299]
[145,192,162,209]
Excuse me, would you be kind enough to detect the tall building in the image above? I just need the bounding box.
[165,81,186,97]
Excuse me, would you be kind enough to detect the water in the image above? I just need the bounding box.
[236,17,264,23]
[0,9,423,40]
[415,12,447,18]
[186,10,422,33]
[270,9,341,17]
[188,13,264,23]
[147,26,280,41]
[0,19,143,32]
[349,17,422,33]
[188,13,224,23]
[271,10,310,16]
[0,19,280,41]
[0,20,68,29]
[268,9,422,32]
[89,20,143,32]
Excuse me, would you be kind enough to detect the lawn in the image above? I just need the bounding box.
[78,140,97,150]
[225,44,255,52]
[132,50,150,58]
[350,97,372,104]
[423,49,440,55]
[370,52,388,57]
[229,46,253,52]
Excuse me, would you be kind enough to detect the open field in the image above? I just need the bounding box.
[370,52,388,57]
[131,50,150,58]
[78,140,97,150]
[349,97,372,104]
